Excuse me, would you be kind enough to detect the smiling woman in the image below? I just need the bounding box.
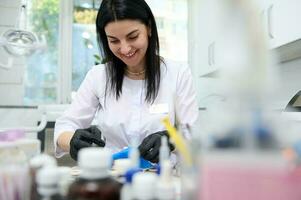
[54,0,198,163]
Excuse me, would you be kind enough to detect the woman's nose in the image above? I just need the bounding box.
[119,42,131,54]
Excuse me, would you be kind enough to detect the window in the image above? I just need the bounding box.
[24,0,60,104]
[147,0,188,63]
[72,2,99,91]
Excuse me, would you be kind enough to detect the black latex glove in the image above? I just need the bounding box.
[69,126,105,160]
[138,130,175,163]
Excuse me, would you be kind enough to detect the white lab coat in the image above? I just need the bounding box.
[54,59,199,157]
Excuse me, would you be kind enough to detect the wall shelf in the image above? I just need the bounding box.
[273,39,301,63]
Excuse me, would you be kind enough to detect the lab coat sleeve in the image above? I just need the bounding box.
[54,67,102,157]
[175,64,199,139]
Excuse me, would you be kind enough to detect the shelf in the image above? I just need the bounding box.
[273,39,301,63]
[199,68,219,78]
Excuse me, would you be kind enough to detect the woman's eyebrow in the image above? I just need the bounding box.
[107,29,139,39]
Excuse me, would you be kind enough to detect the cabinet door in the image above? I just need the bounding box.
[253,0,276,47]
[197,0,223,76]
[198,39,218,76]
[199,0,257,77]
[269,0,301,48]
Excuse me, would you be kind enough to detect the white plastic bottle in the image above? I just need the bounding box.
[120,170,132,200]
[129,136,140,168]
[132,172,158,200]
[159,136,169,164]
[36,166,63,200]
[156,160,176,200]
[30,154,57,200]
[57,166,74,198]
[121,167,143,200]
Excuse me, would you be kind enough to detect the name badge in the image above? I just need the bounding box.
[149,103,169,114]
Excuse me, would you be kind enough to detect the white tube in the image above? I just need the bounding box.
[18,0,28,30]
[159,136,169,164]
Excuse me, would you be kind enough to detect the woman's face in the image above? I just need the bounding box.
[104,19,150,70]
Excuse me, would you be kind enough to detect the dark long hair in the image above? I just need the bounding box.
[96,0,162,104]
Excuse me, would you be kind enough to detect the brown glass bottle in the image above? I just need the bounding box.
[67,147,121,200]
[68,176,121,200]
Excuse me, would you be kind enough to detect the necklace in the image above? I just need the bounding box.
[125,68,145,76]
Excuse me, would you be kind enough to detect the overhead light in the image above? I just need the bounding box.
[1,30,44,57]
[0,0,46,69]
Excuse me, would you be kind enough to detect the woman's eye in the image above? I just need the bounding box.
[109,40,118,44]
[129,35,138,40]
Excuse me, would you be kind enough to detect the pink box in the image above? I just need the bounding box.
[200,154,301,200]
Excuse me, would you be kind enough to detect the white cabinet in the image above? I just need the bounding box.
[195,0,258,77]
[198,38,219,77]
[257,0,301,49]
[191,0,301,77]
[195,0,223,76]
[270,0,301,48]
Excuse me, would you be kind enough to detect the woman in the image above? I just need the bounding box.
[54,0,199,162]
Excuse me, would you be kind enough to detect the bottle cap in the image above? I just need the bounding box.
[78,147,112,179]
[29,154,57,169]
[132,172,158,200]
[78,147,111,169]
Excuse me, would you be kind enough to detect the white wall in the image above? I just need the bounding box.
[0,0,25,105]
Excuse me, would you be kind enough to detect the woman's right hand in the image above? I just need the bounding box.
[69,126,105,160]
